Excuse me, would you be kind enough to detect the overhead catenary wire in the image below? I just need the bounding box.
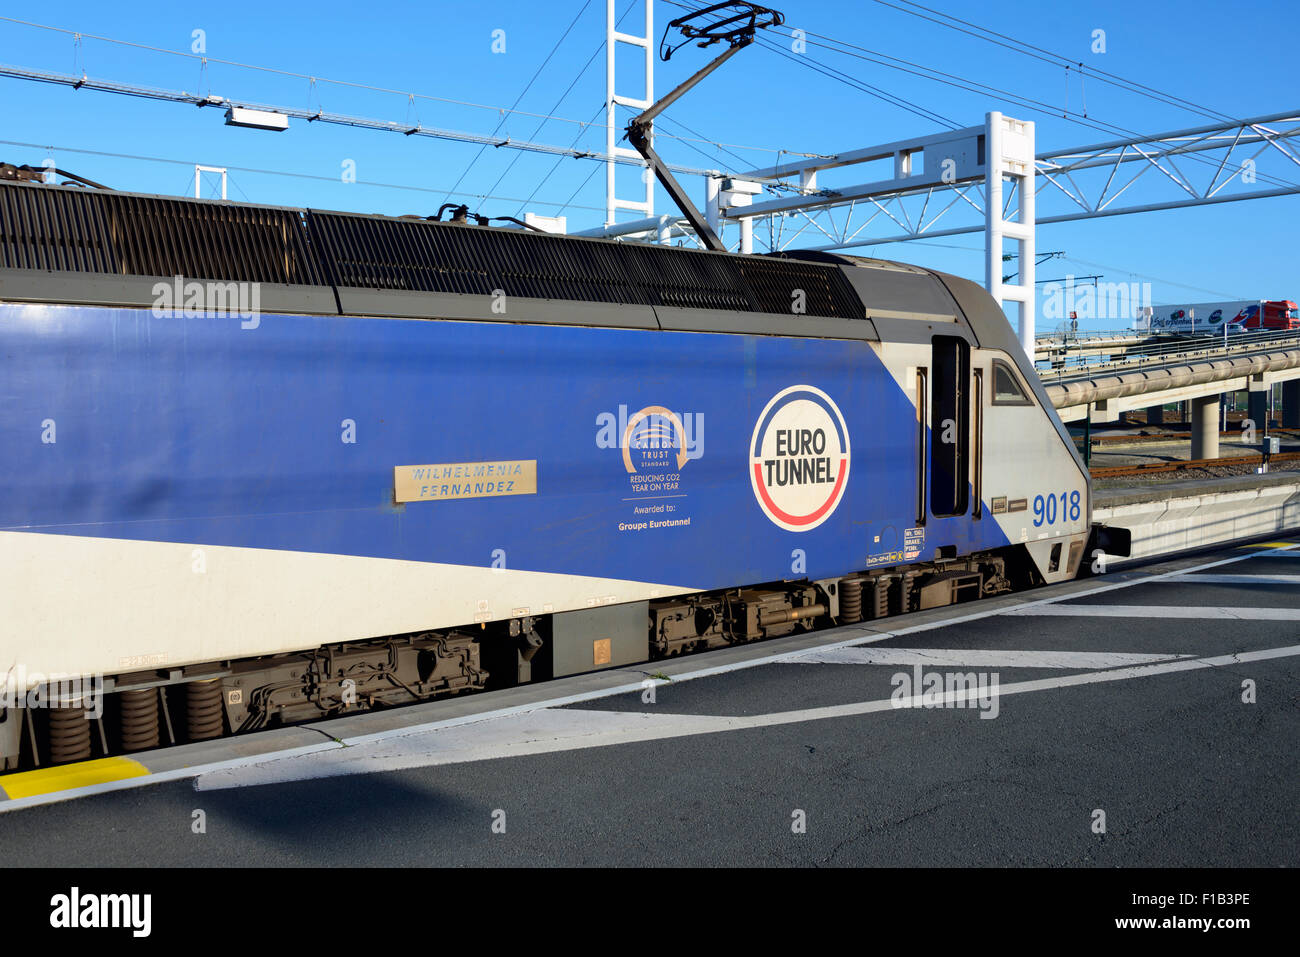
[4,5,1293,236]
[516,103,609,217]
[1058,254,1247,300]
[662,0,959,130]
[501,0,639,215]
[866,0,1247,127]
[0,15,603,133]
[664,0,960,130]
[0,137,609,212]
[0,9,829,224]
[751,33,960,130]
[0,14,800,160]
[668,0,1300,194]
[782,0,1294,191]
[780,35,1300,192]
[0,60,736,177]
[441,0,596,202]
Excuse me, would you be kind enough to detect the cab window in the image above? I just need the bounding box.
[991,359,1030,406]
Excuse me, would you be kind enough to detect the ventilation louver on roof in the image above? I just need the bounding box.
[0,181,863,319]
[308,211,862,318]
[0,182,323,285]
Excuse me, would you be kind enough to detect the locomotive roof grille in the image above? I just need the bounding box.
[0,180,862,319]
[0,181,324,286]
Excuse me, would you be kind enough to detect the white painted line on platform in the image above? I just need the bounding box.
[193,643,1300,791]
[787,648,1194,668]
[1003,605,1300,620]
[3,541,1295,812]
[339,626,904,749]
[1161,573,1300,585]
[198,709,741,790]
[333,538,1264,753]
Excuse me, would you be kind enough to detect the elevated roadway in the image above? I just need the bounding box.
[1040,330,1300,455]
[1035,330,1156,363]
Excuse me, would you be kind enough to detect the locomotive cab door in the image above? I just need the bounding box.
[928,334,971,520]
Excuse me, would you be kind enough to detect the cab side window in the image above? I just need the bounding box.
[991,359,1031,406]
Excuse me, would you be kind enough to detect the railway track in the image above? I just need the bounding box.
[1090,450,1300,477]
[1087,427,1300,447]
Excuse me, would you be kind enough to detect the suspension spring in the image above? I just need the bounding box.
[840,578,863,624]
[118,688,159,752]
[186,679,224,741]
[48,704,92,764]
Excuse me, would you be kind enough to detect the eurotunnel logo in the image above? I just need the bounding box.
[750,385,850,532]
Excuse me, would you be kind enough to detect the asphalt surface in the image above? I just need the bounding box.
[1,540,1296,867]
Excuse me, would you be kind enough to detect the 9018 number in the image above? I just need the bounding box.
[1033,490,1080,527]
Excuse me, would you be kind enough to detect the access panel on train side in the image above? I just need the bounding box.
[0,304,1010,591]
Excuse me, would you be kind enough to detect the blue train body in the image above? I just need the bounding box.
[1,302,1009,589]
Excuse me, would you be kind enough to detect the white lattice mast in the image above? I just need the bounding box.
[606,0,654,227]
[984,112,1036,354]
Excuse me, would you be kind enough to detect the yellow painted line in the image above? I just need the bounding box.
[1237,542,1299,549]
[0,756,149,800]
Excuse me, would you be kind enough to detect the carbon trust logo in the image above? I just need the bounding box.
[622,406,691,472]
[749,385,850,532]
[594,404,704,461]
[597,405,702,530]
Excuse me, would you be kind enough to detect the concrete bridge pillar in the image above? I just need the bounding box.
[1248,389,1269,433]
[1284,380,1300,428]
[1191,394,1220,460]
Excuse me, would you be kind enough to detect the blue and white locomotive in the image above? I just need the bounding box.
[0,175,1098,767]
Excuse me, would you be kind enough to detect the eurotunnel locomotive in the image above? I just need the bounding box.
[0,174,1106,769]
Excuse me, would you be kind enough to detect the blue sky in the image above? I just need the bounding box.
[1,0,1296,329]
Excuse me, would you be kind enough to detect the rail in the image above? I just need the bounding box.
[1090,450,1300,478]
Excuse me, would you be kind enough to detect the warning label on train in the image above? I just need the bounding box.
[749,385,851,532]
[904,526,925,560]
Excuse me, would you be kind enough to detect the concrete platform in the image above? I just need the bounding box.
[1095,473,1300,562]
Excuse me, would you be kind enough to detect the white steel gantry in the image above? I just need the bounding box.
[705,112,1039,350]
[700,109,1300,355]
[605,0,655,231]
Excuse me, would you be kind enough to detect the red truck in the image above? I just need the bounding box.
[1149,299,1299,333]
